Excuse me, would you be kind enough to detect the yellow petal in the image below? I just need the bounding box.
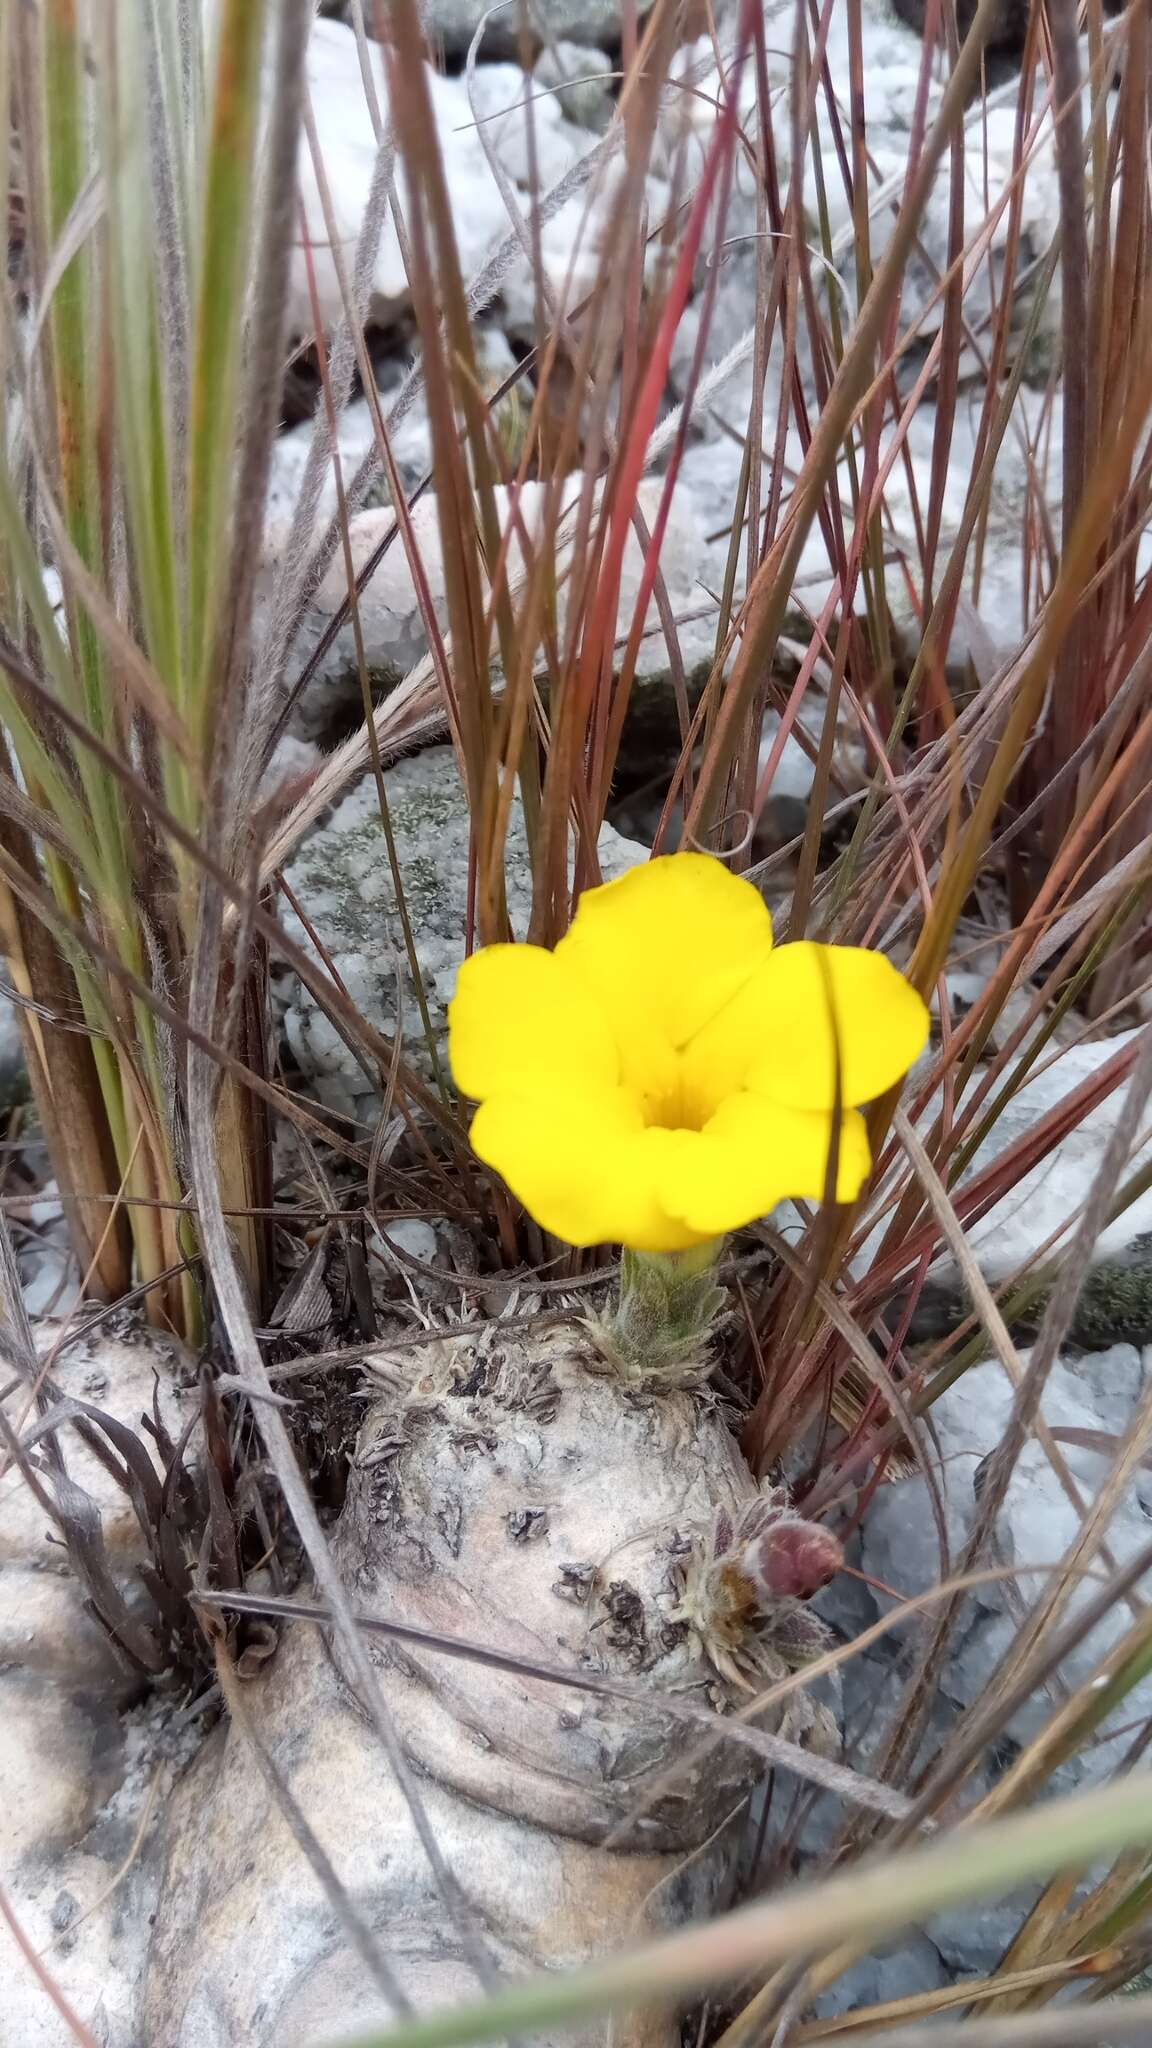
[653,1096,872,1238]
[448,943,618,1102]
[683,941,929,1116]
[555,856,773,1071]
[469,1087,707,1251]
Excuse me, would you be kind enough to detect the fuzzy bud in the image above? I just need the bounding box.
[740,1518,843,1603]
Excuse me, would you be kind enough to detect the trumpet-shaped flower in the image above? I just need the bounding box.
[448,854,928,1252]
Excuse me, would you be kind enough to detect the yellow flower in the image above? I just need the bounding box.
[448,853,929,1252]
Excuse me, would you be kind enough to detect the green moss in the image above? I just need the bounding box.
[393,853,445,921]
[909,1236,1152,1355]
[0,1063,30,1115]
[1068,1238,1152,1350]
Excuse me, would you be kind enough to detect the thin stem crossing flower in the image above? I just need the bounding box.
[448,854,928,1252]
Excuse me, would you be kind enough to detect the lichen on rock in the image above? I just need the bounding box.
[276,746,647,1120]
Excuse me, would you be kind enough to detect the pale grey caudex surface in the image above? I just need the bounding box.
[139,1326,835,2047]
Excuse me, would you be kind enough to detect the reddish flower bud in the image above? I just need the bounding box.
[742,1519,843,1603]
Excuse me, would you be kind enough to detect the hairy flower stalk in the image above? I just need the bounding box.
[591,1240,727,1387]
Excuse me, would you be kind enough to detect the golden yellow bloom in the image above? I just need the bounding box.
[448,853,929,1252]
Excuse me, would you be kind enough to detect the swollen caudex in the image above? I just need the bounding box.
[142,1323,839,2046]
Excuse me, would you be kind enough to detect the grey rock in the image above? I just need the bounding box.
[0,1679,175,2048]
[932,1028,1152,1291]
[263,329,517,541]
[376,1217,441,1266]
[294,23,510,333]
[851,1353,1152,1766]
[421,0,625,60]
[927,1891,1046,1978]
[811,1338,1152,1980]
[0,1332,190,1699]
[677,340,1059,688]
[872,1019,1152,1340]
[0,1335,207,2045]
[668,0,1062,333]
[812,1933,949,2019]
[534,40,615,128]
[1059,1341,1148,1430]
[1,1672,116,1864]
[465,62,598,189]
[20,1220,81,1321]
[273,472,715,744]
[0,1567,126,1695]
[276,746,647,1119]
[662,0,1063,685]
[290,20,634,339]
[1,1332,189,1574]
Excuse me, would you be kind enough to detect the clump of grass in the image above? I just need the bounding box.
[0,0,287,1334]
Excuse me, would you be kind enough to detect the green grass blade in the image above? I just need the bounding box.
[184,0,266,749]
[99,2,183,705]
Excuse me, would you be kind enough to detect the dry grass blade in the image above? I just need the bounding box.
[185,785,503,1992]
[792,1953,1126,2037]
[810,2003,1152,2047]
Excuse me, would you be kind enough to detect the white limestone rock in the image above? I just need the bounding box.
[949,1027,1152,1282]
[0,1683,195,2048]
[293,21,509,333]
[272,473,717,738]
[1,1328,192,1725]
